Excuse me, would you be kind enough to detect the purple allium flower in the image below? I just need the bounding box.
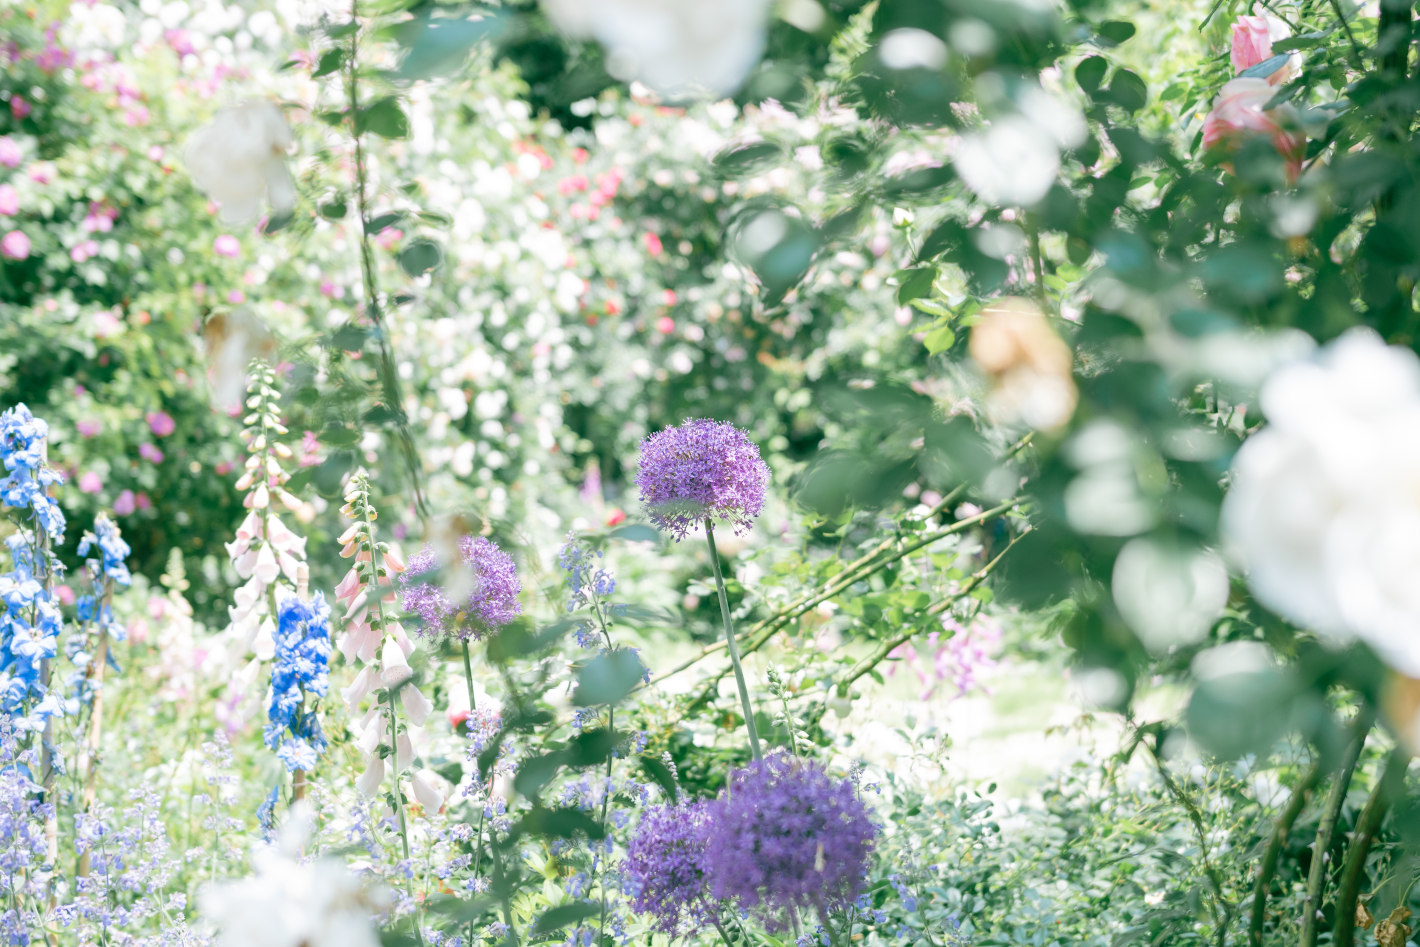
[704,752,876,927]
[635,418,770,540]
[625,801,717,936]
[399,535,521,640]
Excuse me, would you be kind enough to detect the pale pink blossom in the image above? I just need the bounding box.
[0,184,17,216]
[78,471,102,494]
[1202,77,1305,182]
[113,489,136,515]
[0,137,20,168]
[1,230,30,260]
[1230,14,1296,84]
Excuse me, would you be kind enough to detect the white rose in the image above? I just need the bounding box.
[1222,328,1420,674]
[184,100,297,225]
[541,0,771,98]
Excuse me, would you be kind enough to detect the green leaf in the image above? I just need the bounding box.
[1096,20,1136,45]
[712,140,783,176]
[1102,70,1148,112]
[916,219,962,263]
[512,750,566,800]
[312,47,346,78]
[529,903,600,938]
[394,15,500,80]
[318,199,347,220]
[923,325,956,354]
[572,649,646,706]
[608,523,659,543]
[896,266,936,305]
[639,755,679,802]
[728,207,820,306]
[398,238,443,278]
[1239,53,1289,80]
[364,211,405,235]
[509,806,606,843]
[1075,56,1108,95]
[356,96,410,140]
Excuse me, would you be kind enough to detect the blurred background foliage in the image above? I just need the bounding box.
[5,0,1420,940]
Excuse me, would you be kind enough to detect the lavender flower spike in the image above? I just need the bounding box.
[705,752,877,929]
[635,419,770,541]
[400,535,521,641]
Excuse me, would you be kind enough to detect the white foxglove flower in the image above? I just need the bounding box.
[410,770,445,811]
[401,684,433,726]
[541,0,770,98]
[380,638,413,688]
[183,100,297,225]
[356,754,384,798]
[1222,328,1420,675]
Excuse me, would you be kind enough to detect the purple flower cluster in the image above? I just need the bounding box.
[624,801,717,936]
[400,536,521,641]
[625,753,877,934]
[705,753,876,925]
[634,419,770,540]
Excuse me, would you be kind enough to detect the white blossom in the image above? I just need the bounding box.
[199,808,386,947]
[183,100,297,225]
[1222,328,1420,675]
[541,0,771,98]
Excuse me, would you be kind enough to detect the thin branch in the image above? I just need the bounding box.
[1250,757,1323,947]
[1301,709,1374,947]
[1334,746,1411,947]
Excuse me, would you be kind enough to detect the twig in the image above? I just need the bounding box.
[1334,746,1411,947]
[1249,757,1323,947]
[1301,709,1373,947]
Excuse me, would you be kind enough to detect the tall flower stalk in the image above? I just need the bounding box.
[224,362,310,795]
[636,419,770,760]
[337,473,431,945]
[73,514,131,878]
[0,404,68,909]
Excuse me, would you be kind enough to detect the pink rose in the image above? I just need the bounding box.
[113,490,136,515]
[55,585,75,606]
[0,137,18,169]
[77,419,101,437]
[643,231,664,256]
[146,410,175,437]
[78,471,102,494]
[10,97,29,120]
[1230,15,1295,84]
[656,316,675,334]
[0,230,29,260]
[213,234,240,258]
[0,184,16,216]
[135,492,151,510]
[1202,77,1305,182]
[139,442,164,464]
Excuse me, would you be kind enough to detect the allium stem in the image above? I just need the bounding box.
[704,520,761,761]
[461,640,477,713]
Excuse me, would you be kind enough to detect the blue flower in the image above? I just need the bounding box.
[265,592,331,772]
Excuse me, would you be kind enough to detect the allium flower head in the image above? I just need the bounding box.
[635,419,769,540]
[625,801,716,936]
[400,535,521,640]
[705,752,876,926]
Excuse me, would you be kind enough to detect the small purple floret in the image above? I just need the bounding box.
[704,752,877,927]
[634,418,770,541]
[624,801,716,936]
[399,535,521,641]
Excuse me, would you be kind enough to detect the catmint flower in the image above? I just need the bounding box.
[625,801,718,936]
[399,535,521,641]
[635,418,770,540]
[704,752,877,927]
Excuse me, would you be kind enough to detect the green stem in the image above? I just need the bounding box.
[1300,710,1373,947]
[1334,747,1410,947]
[704,520,762,760]
[384,686,424,947]
[1249,757,1323,947]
